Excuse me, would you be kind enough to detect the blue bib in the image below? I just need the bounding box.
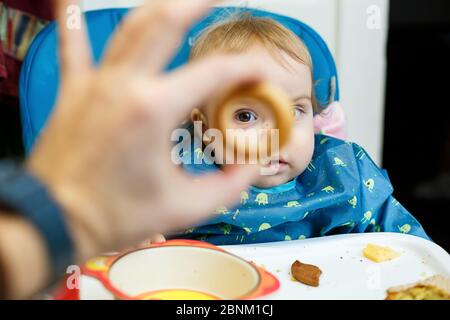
[172,132,429,245]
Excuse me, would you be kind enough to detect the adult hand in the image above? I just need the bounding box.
[28,0,263,262]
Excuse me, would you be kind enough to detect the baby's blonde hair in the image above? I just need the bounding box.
[190,13,320,113]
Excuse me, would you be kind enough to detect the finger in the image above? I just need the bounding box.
[180,164,260,224]
[160,55,266,125]
[55,0,92,80]
[151,234,166,243]
[103,0,216,73]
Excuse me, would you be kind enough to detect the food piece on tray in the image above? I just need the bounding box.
[386,275,450,300]
[363,243,401,263]
[291,260,322,287]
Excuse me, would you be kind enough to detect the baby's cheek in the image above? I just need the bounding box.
[288,127,315,172]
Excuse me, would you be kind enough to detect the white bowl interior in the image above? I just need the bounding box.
[108,246,260,299]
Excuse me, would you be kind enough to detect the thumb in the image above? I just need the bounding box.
[183,164,260,222]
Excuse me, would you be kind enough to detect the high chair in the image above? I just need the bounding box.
[19,7,344,154]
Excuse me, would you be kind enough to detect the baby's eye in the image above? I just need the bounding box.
[234,110,258,123]
[292,106,304,119]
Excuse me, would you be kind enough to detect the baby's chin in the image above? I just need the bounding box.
[251,169,300,189]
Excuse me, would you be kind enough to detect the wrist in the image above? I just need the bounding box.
[0,160,74,283]
[0,213,51,299]
[52,185,108,262]
[25,160,111,262]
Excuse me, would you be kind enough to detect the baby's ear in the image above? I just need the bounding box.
[191,108,209,142]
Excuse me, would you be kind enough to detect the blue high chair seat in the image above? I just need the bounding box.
[19,7,339,153]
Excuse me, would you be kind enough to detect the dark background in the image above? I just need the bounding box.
[384,0,450,251]
[0,1,449,250]
[0,96,22,160]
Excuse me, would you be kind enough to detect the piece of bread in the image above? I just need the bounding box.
[386,275,450,300]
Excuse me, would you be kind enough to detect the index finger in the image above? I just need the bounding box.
[161,54,267,125]
[55,0,92,81]
[103,0,218,73]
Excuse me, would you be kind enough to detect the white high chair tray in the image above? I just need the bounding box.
[79,233,450,300]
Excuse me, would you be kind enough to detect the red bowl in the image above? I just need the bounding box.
[76,240,279,300]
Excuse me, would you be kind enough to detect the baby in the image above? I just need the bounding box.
[170,13,428,245]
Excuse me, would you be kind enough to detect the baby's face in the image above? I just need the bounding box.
[196,46,315,188]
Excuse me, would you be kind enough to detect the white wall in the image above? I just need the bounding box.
[81,0,389,165]
[337,0,389,165]
[81,0,142,10]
